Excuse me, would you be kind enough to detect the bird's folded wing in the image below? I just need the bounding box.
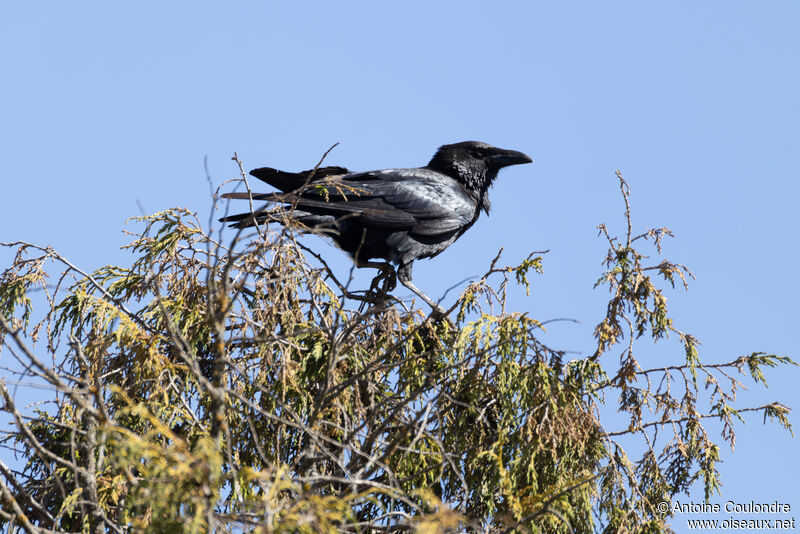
[336,169,475,236]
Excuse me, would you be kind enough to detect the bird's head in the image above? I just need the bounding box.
[427,141,532,194]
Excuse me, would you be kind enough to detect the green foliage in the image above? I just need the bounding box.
[0,172,794,533]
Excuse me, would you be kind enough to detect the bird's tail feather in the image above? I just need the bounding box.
[249,166,350,193]
[218,209,294,229]
[219,204,340,231]
[220,192,274,201]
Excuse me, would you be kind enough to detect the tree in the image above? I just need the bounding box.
[0,159,794,533]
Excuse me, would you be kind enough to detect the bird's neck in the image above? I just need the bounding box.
[427,162,496,194]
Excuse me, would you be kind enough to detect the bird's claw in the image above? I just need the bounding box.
[368,265,397,294]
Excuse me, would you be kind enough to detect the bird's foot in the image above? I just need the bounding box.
[367,263,397,294]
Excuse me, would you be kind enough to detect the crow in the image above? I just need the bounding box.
[220,141,532,313]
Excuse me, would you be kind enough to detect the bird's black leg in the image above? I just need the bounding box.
[397,262,446,316]
[357,260,397,293]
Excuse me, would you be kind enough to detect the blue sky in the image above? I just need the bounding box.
[2,1,798,526]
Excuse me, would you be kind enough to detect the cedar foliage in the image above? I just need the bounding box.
[0,166,794,533]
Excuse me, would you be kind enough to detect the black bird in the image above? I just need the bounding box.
[220,141,532,313]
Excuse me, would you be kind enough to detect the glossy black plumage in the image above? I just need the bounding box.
[220,141,532,312]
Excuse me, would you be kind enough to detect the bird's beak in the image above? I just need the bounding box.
[490,149,533,168]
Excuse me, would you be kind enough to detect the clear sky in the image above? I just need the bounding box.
[2,1,798,527]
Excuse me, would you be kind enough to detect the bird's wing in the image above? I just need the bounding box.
[317,168,477,236]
